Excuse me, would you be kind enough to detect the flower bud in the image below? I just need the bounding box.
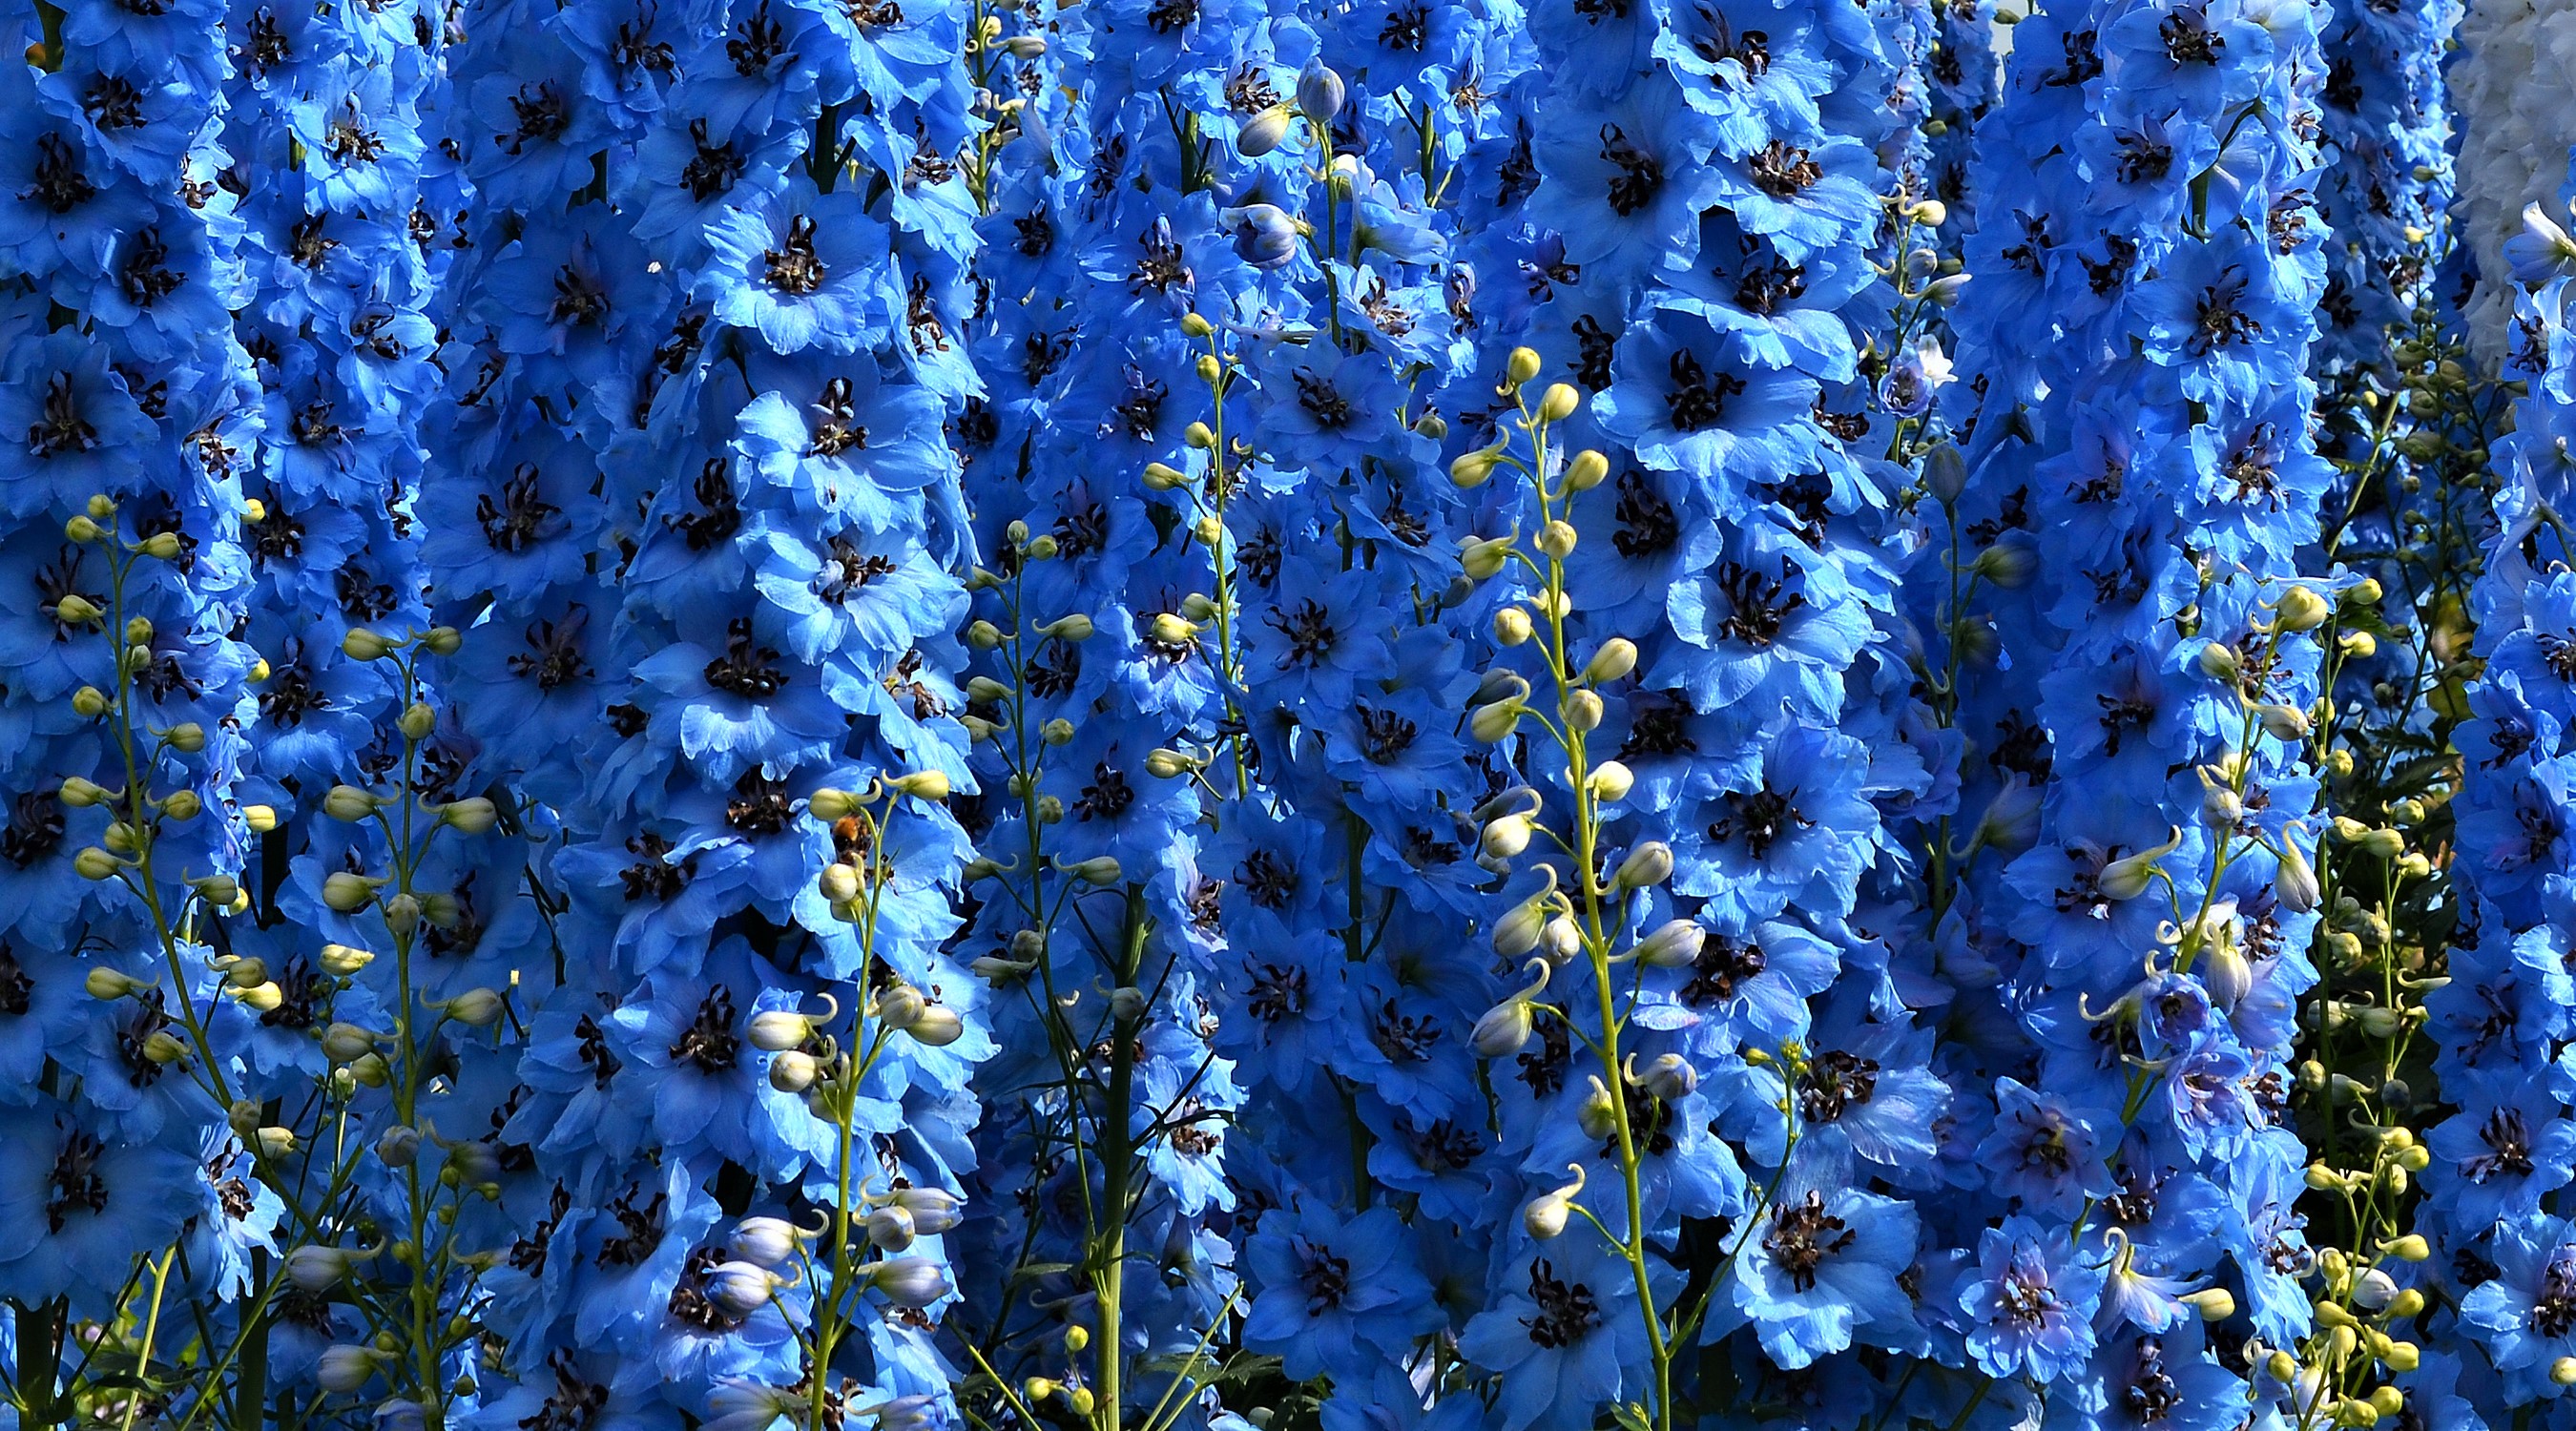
[706,1261,788,1317]
[749,1008,821,1052]
[1461,534,1515,580]
[73,846,121,880]
[1577,1075,1618,1139]
[72,686,109,717]
[141,1030,190,1064]
[867,1205,919,1251]
[57,777,109,807]
[905,1005,966,1046]
[288,1243,378,1293]
[1226,202,1299,269]
[1524,1165,1586,1238]
[322,872,381,912]
[1493,608,1533,646]
[2177,1287,2234,1321]
[1295,62,1343,121]
[233,981,284,1013]
[319,1347,386,1394]
[2273,586,2330,632]
[65,514,103,543]
[53,592,103,625]
[1474,960,1550,1055]
[1067,856,1122,885]
[242,803,279,834]
[1470,698,1524,743]
[322,1023,378,1064]
[1039,613,1094,642]
[1564,448,1610,492]
[1587,760,1633,802]
[1584,638,1637,684]
[1042,718,1076,745]
[1449,446,1504,487]
[1537,384,1580,422]
[320,944,375,976]
[888,770,952,801]
[160,789,201,822]
[870,1256,953,1308]
[731,1217,817,1268]
[1492,894,1548,957]
[768,1050,820,1092]
[1633,919,1705,968]
[2097,826,2182,901]
[1539,914,1582,964]
[1481,814,1533,860]
[1636,1052,1696,1100]
[2381,1234,2429,1262]
[1535,519,1577,559]
[1141,461,1192,494]
[1564,689,1603,731]
[441,988,506,1027]
[1236,104,1295,157]
[442,798,499,834]
[1968,543,2033,588]
[1613,840,1672,889]
[255,1126,299,1157]
[2196,642,2240,682]
[1505,346,1544,384]
[966,620,1004,649]
[373,1124,420,1168]
[1184,422,1216,449]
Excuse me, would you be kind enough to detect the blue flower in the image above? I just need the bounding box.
[1957,1214,2101,1383]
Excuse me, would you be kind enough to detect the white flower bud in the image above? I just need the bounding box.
[768,1050,820,1092]
[1577,1075,1618,1138]
[86,967,150,1000]
[1461,534,1515,580]
[866,1205,919,1251]
[1481,814,1533,860]
[322,872,380,912]
[440,987,506,1027]
[1587,760,1633,802]
[318,1346,385,1393]
[749,1008,820,1052]
[1539,913,1583,964]
[2097,827,2182,901]
[322,1023,379,1064]
[1633,919,1705,968]
[1636,1052,1696,1100]
[320,944,375,976]
[234,981,284,1013]
[1472,959,1550,1057]
[1038,613,1094,642]
[287,1243,378,1293]
[441,798,498,834]
[1524,1164,1586,1239]
[1613,840,1672,889]
[905,1005,966,1047]
[1470,698,1524,743]
[1237,103,1296,156]
[1066,856,1123,885]
[730,1217,816,1268]
[1492,894,1548,957]
[869,1256,953,1308]
[1584,638,1638,684]
[2197,642,2241,681]
[1535,520,1577,559]
[254,1126,299,1157]
[2272,586,2330,632]
[1564,689,1604,732]
[376,1125,421,1167]
[818,861,862,904]
[1493,608,1533,646]
[1449,446,1504,487]
[705,1261,788,1317]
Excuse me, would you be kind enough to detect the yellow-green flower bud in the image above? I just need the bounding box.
[1067,856,1122,885]
[1180,312,1214,338]
[818,861,862,903]
[322,872,380,912]
[160,789,201,820]
[1564,448,1610,492]
[1195,353,1221,384]
[323,784,381,820]
[73,846,121,881]
[1564,689,1603,732]
[243,803,279,833]
[137,530,182,561]
[1449,446,1503,487]
[1585,638,1637,684]
[1613,840,1672,889]
[65,514,103,543]
[441,988,506,1027]
[1184,421,1215,449]
[52,592,103,625]
[966,620,1004,649]
[400,702,436,739]
[1506,346,1543,384]
[322,1024,378,1063]
[1039,612,1094,642]
[343,628,394,660]
[768,1049,819,1092]
[1462,534,1515,580]
[422,626,462,655]
[1142,461,1190,490]
[887,769,950,800]
[319,944,375,976]
[57,777,109,807]
[1151,612,1199,644]
[1587,760,1632,802]
[442,797,499,834]
[1042,718,1075,746]
[1536,383,1581,422]
[2273,585,2330,632]
[1023,533,1059,561]
[1493,607,1533,646]
[72,686,109,717]
[1481,814,1533,860]
[86,967,150,1000]
[86,494,115,520]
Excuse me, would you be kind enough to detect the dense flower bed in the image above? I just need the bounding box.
[6,0,2576,1424]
